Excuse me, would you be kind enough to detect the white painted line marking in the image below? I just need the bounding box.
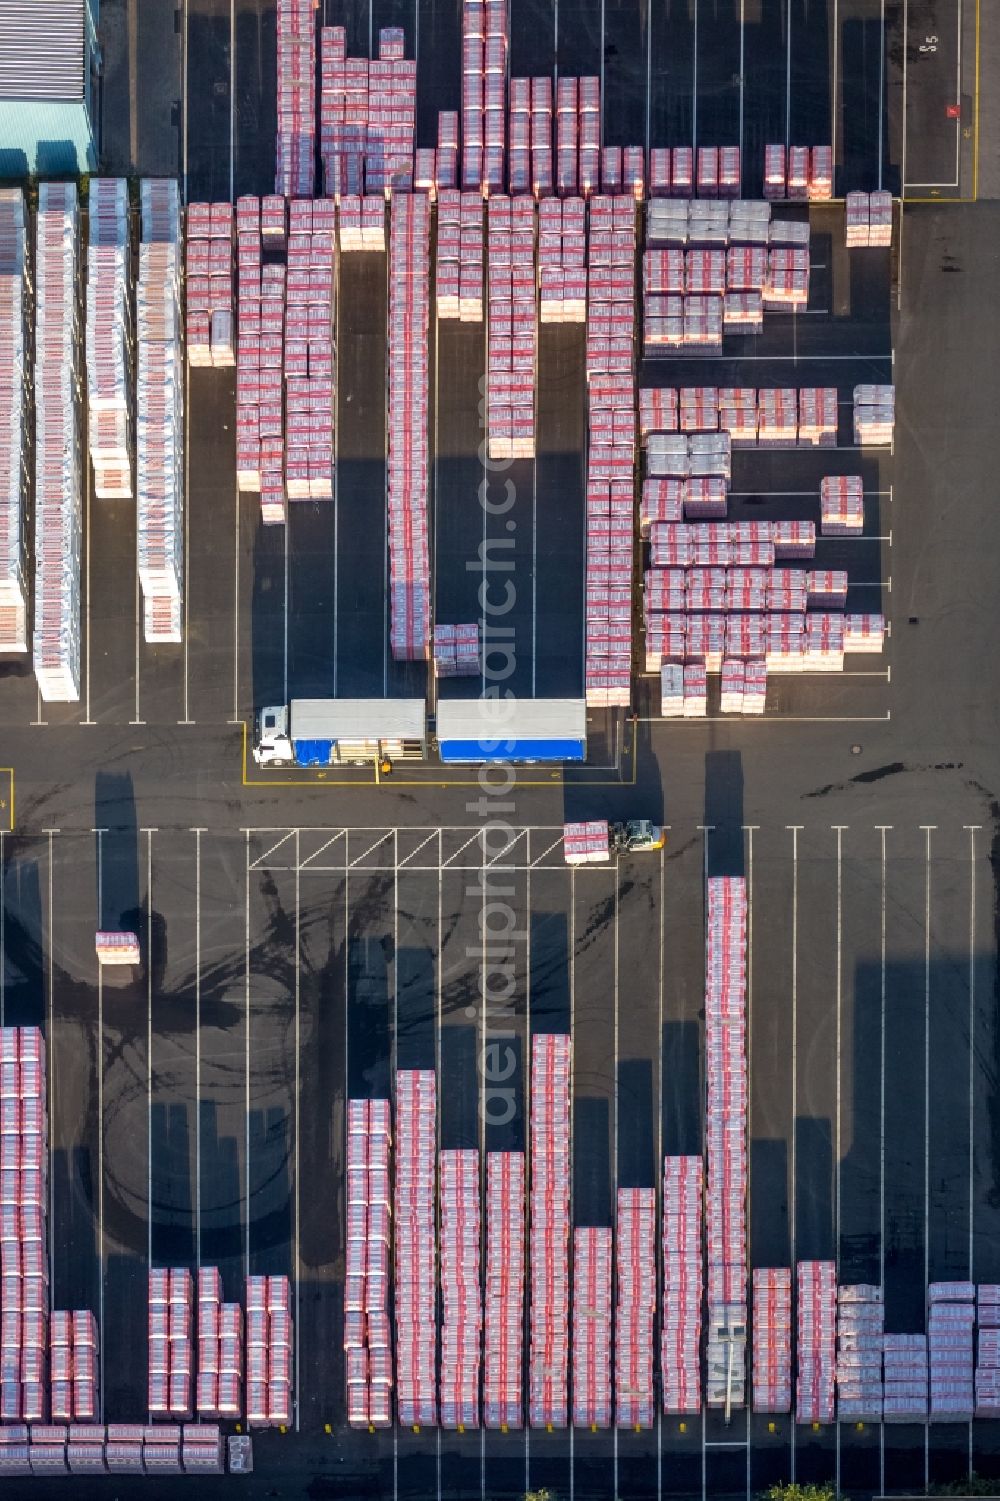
[195,829,201,1274]
[146,830,153,1314]
[294,828,301,1431]
[0,830,4,1026]
[133,560,142,726]
[876,823,889,1497]
[901,0,909,195]
[97,829,105,1418]
[921,822,933,1487]
[232,467,241,724]
[244,828,251,1277]
[785,0,792,150]
[967,823,978,1474]
[833,822,844,1498]
[47,831,55,1303]
[230,0,236,203]
[692,0,699,156]
[82,423,93,725]
[658,839,665,1501]
[788,821,801,1483]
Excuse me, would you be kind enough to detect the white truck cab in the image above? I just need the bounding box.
[253,706,293,766]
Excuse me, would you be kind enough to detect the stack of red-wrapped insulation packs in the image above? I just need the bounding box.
[275,0,315,197]
[33,182,82,700]
[795,1260,837,1423]
[86,179,132,497]
[461,0,508,191]
[486,195,536,459]
[585,195,636,709]
[394,1070,437,1427]
[434,190,483,321]
[661,1155,703,1414]
[195,1266,243,1419]
[387,193,431,661]
[704,878,748,1409]
[235,195,287,521]
[245,1274,293,1427]
[0,1027,48,1424]
[615,1188,656,1429]
[766,145,832,201]
[136,179,184,642]
[184,201,234,370]
[319,27,416,196]
[529,1034,571,1427]
[572,1226,612,1426]
[147,1268,192,1419]
[484,1151,525,1429]
[439,1149,481,1429]
[752,1268,792,1412]
[284,197,335,500]
[345,1098,392,1429]
[0,187,28,652]
[49,1310,98,1424]
[538,197,586,322]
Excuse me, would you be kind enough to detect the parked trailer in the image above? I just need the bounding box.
[253,699,428,767]
[436,697,587,763]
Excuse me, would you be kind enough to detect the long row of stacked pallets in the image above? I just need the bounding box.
[245,1275,292,1427]
[796,1260,837,1422]
[184,201,234,368]
[584,196,636,709]
[387,194,431,661]
[344,1098,392,1429]
[0,1422,224,1476]
[147,1268,193,1418]
[0,1027,48,1423]
[661,1155,702,1414]
[234,196,283,517]
[529,1034,571,1427]
[85,178,131,497]
[752,1268,792,1413]
[538,196,586,321]
[484,1150,524,1428]
[460,0,508,192]
[704,877,748,1408]
[640,384,836,447]
[439,1149,481,1428]
[136,180,184,643]
[434,190,483,320]
[284,197,335,500]
[0,188,28,652]
[194,1267,242,1419]
[571,1227,612,1426]
[275,0,315,196]
[394,1070,437,1427]
[33,182,81,700]
[486,194,535,458]
[615,1188,657,1428]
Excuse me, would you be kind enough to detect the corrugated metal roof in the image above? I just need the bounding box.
[0,1,85,102]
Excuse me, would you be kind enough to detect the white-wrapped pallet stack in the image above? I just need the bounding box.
[345,1098,392,1429]
[929,1281,975,1421]
[0,1026,48,1424]
[572,1226,612,1427]
[86,179,131,499]
[661,1155,702,1414]
[751,1268,791,1413]
[529,1033,571,1427]
[33,182,82,700]
[137,180,183,643]
[484,1150,524,1429]
[615,1188,656,1429]
[395,1070,437,1427]
[0,187,28,651]
[439,1149,481,1429]
[882,1333,928,1421]
[704,877,748,1409]
[795,1260,836,1423]
[388,193,431,661]
[976,1285,1000,1417]
[835,1284,883,1421]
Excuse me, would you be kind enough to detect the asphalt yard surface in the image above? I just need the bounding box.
[0,1,996,1496]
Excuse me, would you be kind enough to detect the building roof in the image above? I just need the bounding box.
[0,1,87,103]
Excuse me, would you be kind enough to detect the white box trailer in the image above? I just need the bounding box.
[436,697,587,764]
